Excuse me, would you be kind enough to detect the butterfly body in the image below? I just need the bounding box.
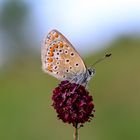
[41,29,95,86]
[71,68,95,86]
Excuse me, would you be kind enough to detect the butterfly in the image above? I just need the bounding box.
[41,29,95,86]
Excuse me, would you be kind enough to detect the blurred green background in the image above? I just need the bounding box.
[0,0,140,140]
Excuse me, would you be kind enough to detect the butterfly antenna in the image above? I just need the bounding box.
[91,53,111,67]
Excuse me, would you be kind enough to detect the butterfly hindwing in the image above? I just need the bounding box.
[41,29,87,81]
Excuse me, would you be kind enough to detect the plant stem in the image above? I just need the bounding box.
[74,123,78,140]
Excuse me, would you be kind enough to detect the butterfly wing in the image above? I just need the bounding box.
[41,29,87,81]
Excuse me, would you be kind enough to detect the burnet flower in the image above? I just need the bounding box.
[52,81,95,128]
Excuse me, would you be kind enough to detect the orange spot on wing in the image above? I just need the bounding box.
[50,46,55,52]
[64,44,68,48]
[47,64,52,72]
[54,33,59,38]
[59,41,63,47]
[50,34,54,40]
[51,44,58,50]
[49,52,54,57]
[48,57,53,62]
[55,44,58,48]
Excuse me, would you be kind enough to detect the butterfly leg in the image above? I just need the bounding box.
[70,74,86,92]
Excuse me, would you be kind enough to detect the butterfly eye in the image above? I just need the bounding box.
[88,70,92,75]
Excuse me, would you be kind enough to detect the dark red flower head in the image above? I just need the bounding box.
[52,81,95,126]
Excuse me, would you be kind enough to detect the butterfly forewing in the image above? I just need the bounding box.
[41,29,87,81]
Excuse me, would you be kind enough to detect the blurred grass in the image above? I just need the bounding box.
[0,37,140,140]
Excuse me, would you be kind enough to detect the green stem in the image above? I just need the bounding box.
[74,123,78,140]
